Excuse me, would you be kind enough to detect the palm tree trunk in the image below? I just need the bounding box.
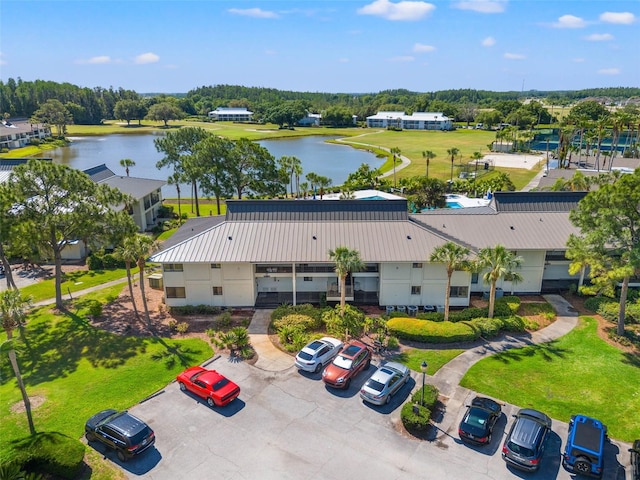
[0,244,17,290]
[7,331,36,435]
[444,273,452,321]
[488,281,497,318]
[125,262,140,319]
[339,274,347,315]
[138,261,151,329]
[192,180,200,217]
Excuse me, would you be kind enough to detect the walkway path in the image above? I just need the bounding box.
[334,133,412,178]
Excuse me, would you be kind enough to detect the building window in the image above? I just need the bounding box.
[213,286,223,296]
[449,286,469,298]
[164,263,183,272]
[411,286,421,295]
[303,277,313,282]
[166,287,186,298]
[211,263,221,269]
[412,263,423,268]
[471,273,479,284]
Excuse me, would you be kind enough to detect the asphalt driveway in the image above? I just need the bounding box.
[89,356,632,480]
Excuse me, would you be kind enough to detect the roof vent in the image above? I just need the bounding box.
[510,226,515,230]
[228,236,232,240]
[312,235,317,240]
[407,235,412,240]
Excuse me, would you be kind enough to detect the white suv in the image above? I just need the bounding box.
[294,337,343,373]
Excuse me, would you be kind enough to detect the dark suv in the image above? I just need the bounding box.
[562,414,607,478]
[502,408,552,471]
[85,409,155,462]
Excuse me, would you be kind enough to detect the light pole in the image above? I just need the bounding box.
[420,360,428,406]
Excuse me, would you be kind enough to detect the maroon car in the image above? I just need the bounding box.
[177,366,240,407]
[322,340,372,389]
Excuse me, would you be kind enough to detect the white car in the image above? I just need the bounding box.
[295,337,343,373]
[359,361,410,405]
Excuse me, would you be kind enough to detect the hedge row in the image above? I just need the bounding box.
[170,304,224,315]
[585,296,640,324]
[271,303,327,325]
[87,252,126,270]
[406,296,521,323]
[387,315,526,343]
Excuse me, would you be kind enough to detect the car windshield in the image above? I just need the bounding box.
[297,351,313,361]
[466,409,490,427]
[212,378,230,391]
[332,355,353,369]
[364,379,385,392]
[507,441,535,458]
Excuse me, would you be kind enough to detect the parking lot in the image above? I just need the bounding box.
[88,356,632,480]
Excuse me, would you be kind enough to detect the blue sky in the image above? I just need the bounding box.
[1,1,638,94]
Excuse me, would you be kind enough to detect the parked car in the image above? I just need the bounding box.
[177,366,240,407]
[502,408,552,471]
[359,361,410,405]
[322,340,372,389]
[562,414,608,478]
[458,396,502,445]
[295,336,343,373]
[630,439,640,480]
[85,409,155,462]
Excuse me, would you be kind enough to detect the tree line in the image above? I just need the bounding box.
[3,77,640,127]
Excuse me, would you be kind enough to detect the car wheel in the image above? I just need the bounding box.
[344,378,351,389]
[179,382,186,391]
[487,434,492,444]
[364,360,371,370]
[207,397,216,408]
[85,431,96,442]
[385,395,391,404]
[574,457,591,474]
[117,450,127,462]
[314,363,323,373]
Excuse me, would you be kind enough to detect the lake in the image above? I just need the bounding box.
[36,133,383,197]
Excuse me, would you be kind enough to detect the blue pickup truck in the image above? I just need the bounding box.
[563,414,608,478]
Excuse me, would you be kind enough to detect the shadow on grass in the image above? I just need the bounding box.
[488,340,570,365]
[149,337,201,368]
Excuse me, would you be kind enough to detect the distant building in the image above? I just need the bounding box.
[297,113,322,127]
[0,119,52,150]
[366,111,453,130]
[207,107,253,122]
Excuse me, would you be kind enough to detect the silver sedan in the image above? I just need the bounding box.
[359,361,410,405]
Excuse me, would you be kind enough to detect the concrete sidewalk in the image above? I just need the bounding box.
[247,309,294,372]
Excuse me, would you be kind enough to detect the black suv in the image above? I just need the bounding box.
[502,408,552,471]
[630,440,640,480]
[85,409,155,462]
[562,414,607,478]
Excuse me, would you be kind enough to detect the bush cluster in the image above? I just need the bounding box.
[271,303,325,326]
[170,305,223,316]
[400,384,439,432]
[87,252,126,270]
[584,296,612,312]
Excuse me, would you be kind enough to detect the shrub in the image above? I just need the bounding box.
[86,299,103,318]
[86,254,103,270]
[273,314,318,332]
[500,295,521,313]
[500,315,527,332]
[386,317,480,343]
[322,304,367,339]
[386,336,400,350]
[449,307,487,322]
[416,312,444,322]
[492,299,514,317]
[157,205,174,218]
[471,317,503,338]
[214,311,232,329]
[584,296,613,312]
[271,303,324,327]
[175,322,189,334]
[168,319,177,331]
[400,384,440,432]
[170,305,222,315]
[597,301,620,322]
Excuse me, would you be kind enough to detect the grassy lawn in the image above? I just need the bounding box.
[0,286,214,450]
[19,268,136,303]
[162,198,228,218]
[393,348,465,375]
[460,316,640,442]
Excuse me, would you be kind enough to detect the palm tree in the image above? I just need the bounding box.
[470,151,483,196]
[476,245,523,318]
[422,150,436,178]
[1,289,36,435]
[167,173,183,225]
[328,246,364,315]
[125,234,159,329]
[119,158,136,177]
[390,147,401,189]
[429,242,471,321]
[114,239,141,321]
[447,147,459,186]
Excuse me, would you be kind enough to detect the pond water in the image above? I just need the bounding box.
[35,133,383,197]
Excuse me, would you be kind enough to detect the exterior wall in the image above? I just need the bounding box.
[0,123,52,150]
[470,250,546,295]
[60,241,87,260]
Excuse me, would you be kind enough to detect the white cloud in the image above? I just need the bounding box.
[481,36,496,47]
[413,43,436,52]
[387,55,415,62]
[228,8,279,19]
[552,14,587,28]
[598,67,620,75]
[584,33,613,41]
[88,56,112,64]
[338,58,350,63]
[357,0,436,21]
[453,0,507,14]
[135,52,159,64]
[599,11,635,24]
[504,52,525,60]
